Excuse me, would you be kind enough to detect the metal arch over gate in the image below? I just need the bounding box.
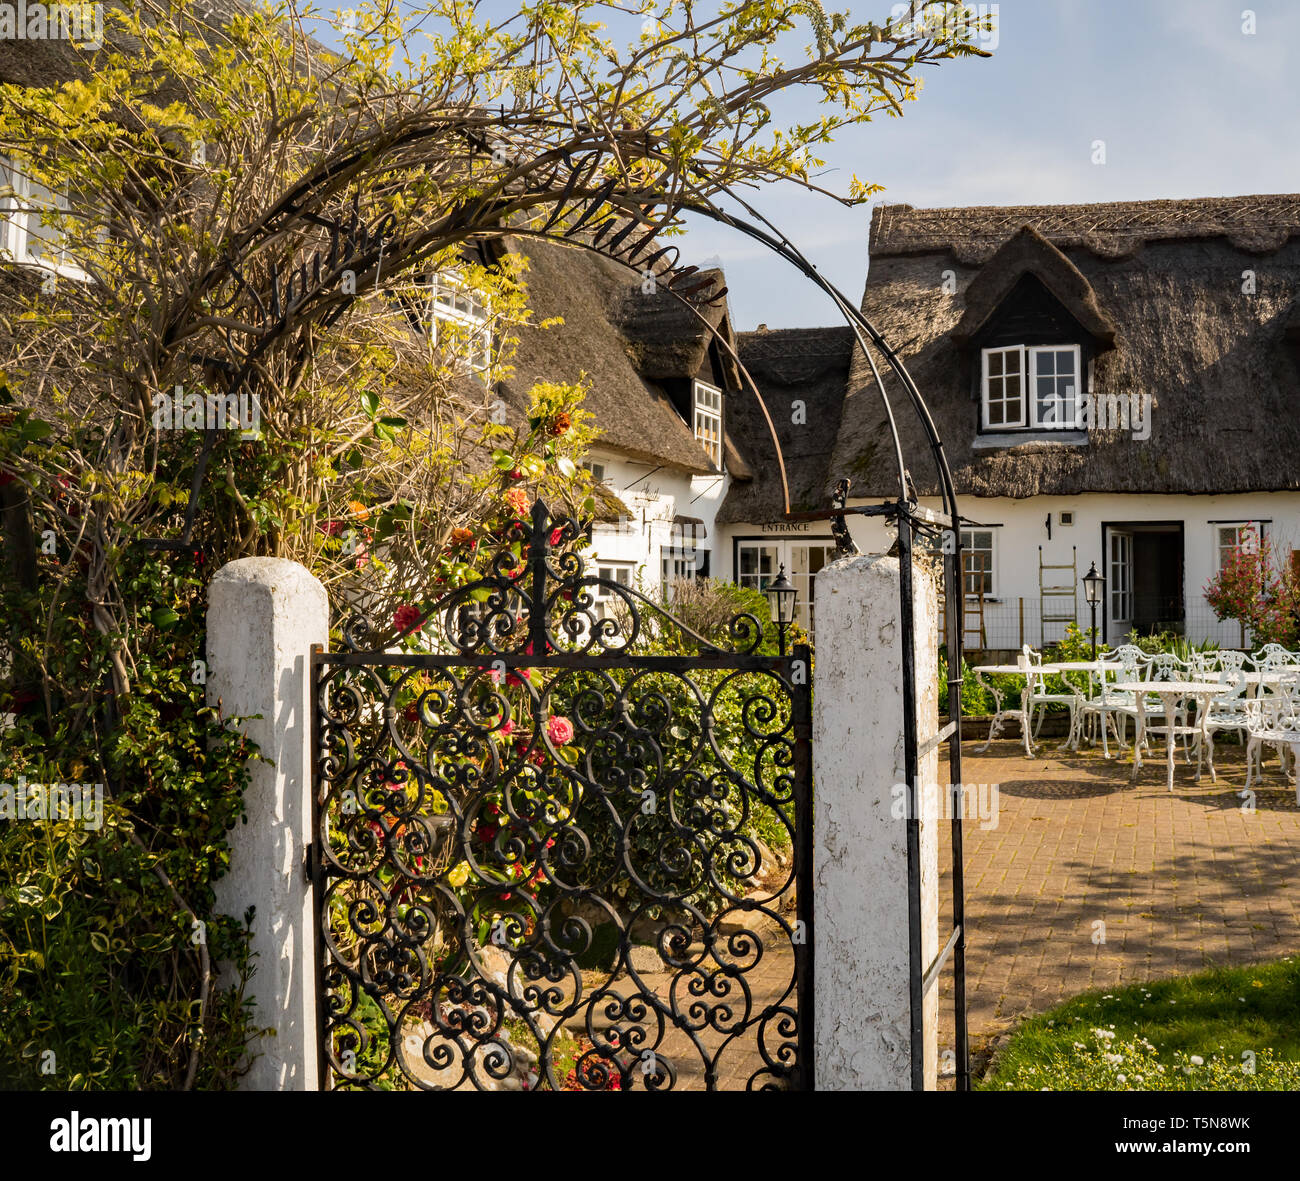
[309,500,814,1091]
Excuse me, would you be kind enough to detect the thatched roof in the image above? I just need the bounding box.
[610,267,739,386]
[716,326,855,524]
[950,226,1116,349]
[494,235,731,475]
[830,194,1300,500]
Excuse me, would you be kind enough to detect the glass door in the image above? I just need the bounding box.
[1109,529,1133,639]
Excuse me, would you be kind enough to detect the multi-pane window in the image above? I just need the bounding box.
[593,562,634,599]
[981,344,1081,431]
[583,460,607,484]
[1217,522,1263,571]
[0,155,90,280]
[736,543,780,592]
[1030,346,1080,427]
[961,529,995,596]
[427,270,491,373]
[981,346,1024,429]
[693,380,723,466]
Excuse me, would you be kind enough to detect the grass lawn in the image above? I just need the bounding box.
[980,956,1300,1091]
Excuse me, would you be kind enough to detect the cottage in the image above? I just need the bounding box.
[812,194,1300,650]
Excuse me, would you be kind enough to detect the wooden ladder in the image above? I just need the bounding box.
[1039,545,1078,646]
[939,553,988,652]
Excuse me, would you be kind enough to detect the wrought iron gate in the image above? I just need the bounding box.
[309,501,813,1091]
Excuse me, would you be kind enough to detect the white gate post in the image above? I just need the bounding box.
[812,551,940,1090]
[208,558,328,1091]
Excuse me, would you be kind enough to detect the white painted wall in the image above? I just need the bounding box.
[831,492,1300,648]
[585,448,727,598]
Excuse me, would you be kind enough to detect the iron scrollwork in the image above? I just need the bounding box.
[312,500,813,1090]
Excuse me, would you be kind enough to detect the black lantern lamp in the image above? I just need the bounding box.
[765,564,798,656]
[1081,561,1105,658]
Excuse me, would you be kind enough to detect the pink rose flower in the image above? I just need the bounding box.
[547,716,574,746]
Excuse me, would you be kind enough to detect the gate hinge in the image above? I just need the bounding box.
[303,842,315,886]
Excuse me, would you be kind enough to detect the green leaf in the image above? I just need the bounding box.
[360,391,380,419]
[89,931,110,954]
[151,607,180,628]
[557,456,576,477]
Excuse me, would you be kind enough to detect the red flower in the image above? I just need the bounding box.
[548,412,571,437]
[402,702,420,724]
[0,470,13,487]
[320,519,344,537]
[546,716,574,746]
[549,526,564,546]
[505,487,529,516]
[506,667,532,688]
[477,821,499,842]
[509,468,525,481]
[393,605,423,634]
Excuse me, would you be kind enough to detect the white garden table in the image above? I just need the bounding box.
[971,664,1036,757]
[1112,680,1231,791]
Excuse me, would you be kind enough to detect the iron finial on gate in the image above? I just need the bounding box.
[830,478,859,558]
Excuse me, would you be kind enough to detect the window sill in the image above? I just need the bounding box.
[2,256,92,284]
[973,430,1088,450]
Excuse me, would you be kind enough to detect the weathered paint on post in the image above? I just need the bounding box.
[811,552,940,1089]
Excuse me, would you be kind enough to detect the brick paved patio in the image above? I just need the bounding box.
[937,735,1300,1070]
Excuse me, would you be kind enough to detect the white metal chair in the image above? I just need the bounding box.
[1198,670,1251,780]
[1021,643,1081,748]
[1250,644,1298,672]
[1243,692,1300,805]
[1090,648,1156,754]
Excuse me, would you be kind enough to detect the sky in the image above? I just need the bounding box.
[303,1,1300,329]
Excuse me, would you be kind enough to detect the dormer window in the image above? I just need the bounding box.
[692,380,723,466]
[981,344,1081,431]
[426,270,492,373]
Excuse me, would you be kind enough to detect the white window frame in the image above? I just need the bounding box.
[692,380,723,467]
[980,345,1026,431]
[0,155,92,282]
[593,561,634,599]
[961,528,996,598]
[426,269,492,373]
[981,344,1082,432]
[660,547,697,584]
[1027,344,1082,429]
[735,539,836,642]
[1215,521,1265,572]
[736,542,780,593]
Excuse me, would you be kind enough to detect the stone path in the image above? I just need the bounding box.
[938,736,1300,1071]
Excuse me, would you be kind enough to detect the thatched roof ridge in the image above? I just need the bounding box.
[830,194,1300,500]
[716,326,855,524]
[951,225,1116,349]
[872,194,1300,264]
